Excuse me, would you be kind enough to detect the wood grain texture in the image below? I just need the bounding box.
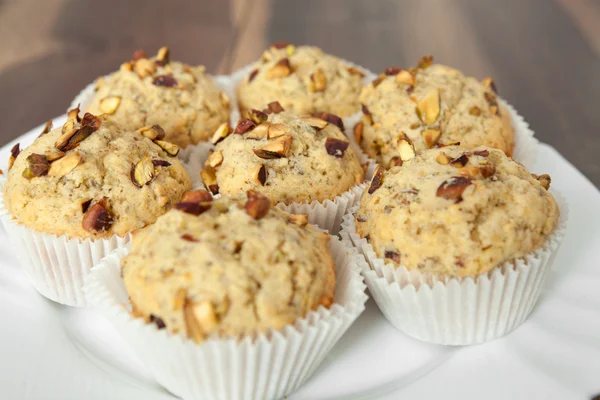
[1,0,599,186]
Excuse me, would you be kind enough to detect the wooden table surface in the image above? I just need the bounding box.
[1,0,599,185]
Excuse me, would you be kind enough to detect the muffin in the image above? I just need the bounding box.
[356,146,558,277]
[86,47,230,147]
[236,43,365,118]
[122,190,336,342]
[0,108,191,306]
[356,56,515,167]
[344,145,565,344]
[201,104,364,206]
[4,109,192,239]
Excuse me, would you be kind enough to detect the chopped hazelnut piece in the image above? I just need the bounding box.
[139,125,166,140]
[155,140,179,157]
[82,203,114,233]
[152,75,178,87]
[469,106,481,116]
[181,190,213,203]
[247,123,269,140]
[211,123,232,144]
[397,138,416,161]
[325,138,349,158]
[207,150,223,168]
[267,123,290,139]
[288,213,308,227]
[396,69,415,85]
[23,154,49,179]
[422,129,441,148]
[300,116,328,130]
[354,122,364,143]
[416,89,440,125]
[267,101,284,113]
[245,190,271,220]
[309,68,327,92]
[368,165,384,194]
[234,118,256,134]
[266,58,292,79]
[201,166,219,195]
[48,152,82,177]
[131,156,155,188]
[436,176,472,202]
[253,135,292,159]
[99,96,121,115]
[248,109,268,124]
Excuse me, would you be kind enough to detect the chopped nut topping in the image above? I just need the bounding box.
[99,96,121,115]
[45,150,65,162]
[385,66,401,76]
[267,123,290,139]
[417,55,433,69]
[207,150,223,168]
[245,190,271,220]
[397,138,416,161]
[266,58,292,79]
[325,138,349,158]
[422,129,441,148]
[469,106,481,116]
[396,69,415,85]
[484,92,499,115]
[368,165,384,194]
[450,154,469,168]
[81,113,101,130]
[156,46,170,65]
[131,156,155,187]
[175,202,212,216]
[248,109,268,124]
[416,89,440,124]
[48,152,82,177]
[152,159,171,167]
[80,199,92,214]
[201,166,219,195]
[361,104,373,125]
[131,49,147,61]
[234,118,256,134]
[300,116,328,130]
[184,300,218,340]
[436,176,472,202]
[248,69,259,83]
[309,68,327,92]
[288,213,308,227]
[67,106,81,124]
[152,75,178,87]
[473,149,489,157]
[354,122,364,143]
[481,77,498,93]
[23,154,49,179]
[389,156,403,167]
[256,165,267,185]
[479,164,496,178]
[385,251,401,263]
[181,234,199,242]
[181,190,213,203]
[436,153,451,165]
[55,117,98,151]
[133,58,156,78]
[314,112,344,131]
[82,203,114,233]
[347,66,365,77]
[247,123,269,140]
[532,173,551,190]
[120,62,133,72]
[458,166,481,179]
[211,123,232,144]
[267,101,284,113]
[372,74,385,88]
[155,140,179,157]
[40,120,53,137]
[8,143,20,170]
[271,41,290,49]
[139,125,166,141]
[253,135,292,159]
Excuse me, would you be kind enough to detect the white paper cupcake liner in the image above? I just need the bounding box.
[340,191,568,345]
[84,235,368,400]
[0,177,131,307]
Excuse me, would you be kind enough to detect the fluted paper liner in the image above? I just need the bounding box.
[340,192,568,345]
[0,178,130,307]
[84,235,368,400]
[182,144,369,234]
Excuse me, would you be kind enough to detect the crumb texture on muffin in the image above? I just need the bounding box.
[86,47,230,147]
[356,146,559,277]
[203,106,364,205]
[3,110,191,239]
[122,192,335,343]
[237,43,364,118]
[357,56,514,167]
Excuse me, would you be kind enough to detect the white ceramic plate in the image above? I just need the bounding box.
[1,117,599,400]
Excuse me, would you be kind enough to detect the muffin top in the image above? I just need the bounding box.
[122,190,335,343]
[3,109,191,239]
[356,146,559,277]
[86,47,230,147]
[201,105,364,205]
[357,56,515,167]
[236,43,365,118]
